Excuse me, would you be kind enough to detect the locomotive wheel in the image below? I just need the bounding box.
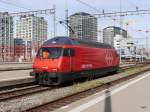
[51,75,64,85]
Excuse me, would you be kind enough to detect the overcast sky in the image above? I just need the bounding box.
[1,0,150,46]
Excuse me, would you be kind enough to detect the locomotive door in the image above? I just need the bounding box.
[69,48,75,72]
[64,48,75,72]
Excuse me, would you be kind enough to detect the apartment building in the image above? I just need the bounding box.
[0,12,13,61]
[16,15,48,59]
[103,26,127,46]
[69,12,97,41]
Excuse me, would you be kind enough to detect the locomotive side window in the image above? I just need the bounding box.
[70,48,75,56]
[63,48,75,56]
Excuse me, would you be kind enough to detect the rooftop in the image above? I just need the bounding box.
[70,12,94,17]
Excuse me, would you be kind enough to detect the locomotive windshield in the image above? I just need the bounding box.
[37,47,63,59]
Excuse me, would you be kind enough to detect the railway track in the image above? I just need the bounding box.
[0,85,55,102]
[0,68,32,72]
[119,64,142,71]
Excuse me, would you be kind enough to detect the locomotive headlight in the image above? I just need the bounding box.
[52,68,58,72]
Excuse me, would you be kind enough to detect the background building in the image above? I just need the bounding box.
[114,35,135,57]
[14,38,25,61]
[102,26,145,62]
[16,15,48,60]
[0,12,13,62]
[69,12,97,41]
[103,26,127,46]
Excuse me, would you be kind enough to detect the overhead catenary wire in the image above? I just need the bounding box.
[0,0,31,11]
[76,0,100,13]
[126,0,139,9]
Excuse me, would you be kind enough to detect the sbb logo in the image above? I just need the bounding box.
[105,50,113,65]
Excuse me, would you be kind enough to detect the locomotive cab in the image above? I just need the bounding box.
[31,46,75,85]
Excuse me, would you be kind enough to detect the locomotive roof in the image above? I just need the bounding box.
[43,36,114,49]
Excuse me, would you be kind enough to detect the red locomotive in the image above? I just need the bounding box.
[30,36,119,85]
